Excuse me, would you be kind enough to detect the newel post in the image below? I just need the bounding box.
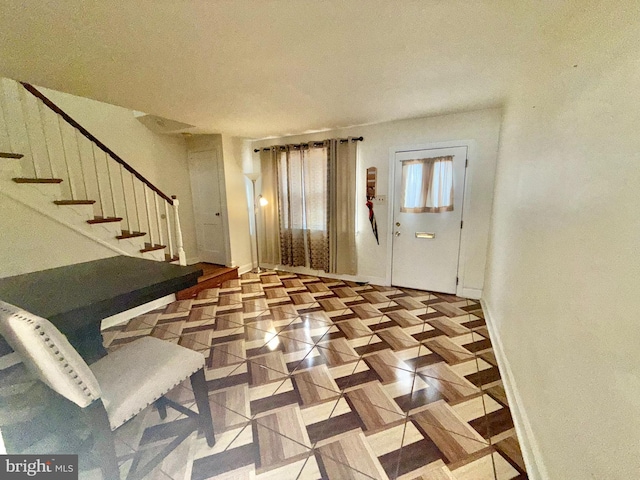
[171,195,187,266]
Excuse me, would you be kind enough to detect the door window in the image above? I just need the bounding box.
[400,156,454,213]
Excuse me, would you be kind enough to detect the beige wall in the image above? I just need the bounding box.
[40,87,198,261]
[221,134,253,272]
[251,108,502,294]
[484,2,640,479]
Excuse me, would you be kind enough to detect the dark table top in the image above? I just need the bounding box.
[0,256,201,332]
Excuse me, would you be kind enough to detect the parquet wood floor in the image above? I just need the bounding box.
[1,270,528,479]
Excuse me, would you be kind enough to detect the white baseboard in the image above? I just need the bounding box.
[481,299,549,480]
[100,294,176,330]
[460,287,482,299]
[237,262,254,275]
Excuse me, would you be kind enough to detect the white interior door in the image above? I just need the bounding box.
[391,146,467,293]
[188,150,226,265]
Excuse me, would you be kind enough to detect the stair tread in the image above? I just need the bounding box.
[0,152,24,159]
[54,200,96,205]
[13,177,63,184]
[116,231,147,239]
[87,216,123,224]
[165,254,180,263]
[140,243,166,253]
[198,267,238,283]
[176,266,239,299]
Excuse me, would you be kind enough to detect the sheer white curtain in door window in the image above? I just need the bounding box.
[401,156,454,213]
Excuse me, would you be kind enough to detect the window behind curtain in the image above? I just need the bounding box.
[277,146,329,270]
[276,147,327,230]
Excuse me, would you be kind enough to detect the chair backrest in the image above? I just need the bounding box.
[0,300,101,408]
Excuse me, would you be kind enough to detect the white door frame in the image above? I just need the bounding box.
[188,145,231,266]
[386,139,476,296]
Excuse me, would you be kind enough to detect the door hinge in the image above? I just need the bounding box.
[460,220,463,229]
[456,277,459,285]
[465,158,468,168]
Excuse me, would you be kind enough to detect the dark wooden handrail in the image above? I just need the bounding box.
[21,83,173,205]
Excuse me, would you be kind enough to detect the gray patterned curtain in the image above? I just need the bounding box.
[263,138,357,274]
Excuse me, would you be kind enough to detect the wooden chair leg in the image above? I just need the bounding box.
[83,400,120,480]
[155,397,168,420]
[189,367,215,447]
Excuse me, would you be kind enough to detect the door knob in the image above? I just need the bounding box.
[395,222,401,227]
[394,231,401,237]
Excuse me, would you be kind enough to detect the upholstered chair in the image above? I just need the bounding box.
[0,300,215,479]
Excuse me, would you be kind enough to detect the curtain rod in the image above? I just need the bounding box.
[253,136,363,153]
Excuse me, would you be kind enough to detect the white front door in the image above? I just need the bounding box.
[391,146,467,293]
[188,149,226,265]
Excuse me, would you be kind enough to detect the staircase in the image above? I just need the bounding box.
[0,78,187,266]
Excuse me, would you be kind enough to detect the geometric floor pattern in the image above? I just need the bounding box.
[100,270,529,480]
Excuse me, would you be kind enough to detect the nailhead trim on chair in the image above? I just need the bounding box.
[0,305,99,402]
[114,364,203,428]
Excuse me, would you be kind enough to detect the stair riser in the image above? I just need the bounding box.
[20,182,63,200]
[1,177,61,204]
[53,203,94,221]
[142,249,166,262]
[0,158,22,175]
[88,221,125,238]
[116,236,148,252]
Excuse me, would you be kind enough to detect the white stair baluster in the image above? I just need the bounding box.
[119,164,131,233]
[57,115,75,199]
[154,194,163,247]
[36,99,56,178]
[18,88,38,178]
[144,186,153,246]
[104,151,116,218]
[74,130,89,200]
[172,196,186,266]
[165,201,174,260]
[90,143,104,214]
[131,173,142,233]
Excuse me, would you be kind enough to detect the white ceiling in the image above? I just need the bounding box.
[0,1,579,139]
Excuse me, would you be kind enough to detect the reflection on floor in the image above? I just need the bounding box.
[101,270,528,479]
